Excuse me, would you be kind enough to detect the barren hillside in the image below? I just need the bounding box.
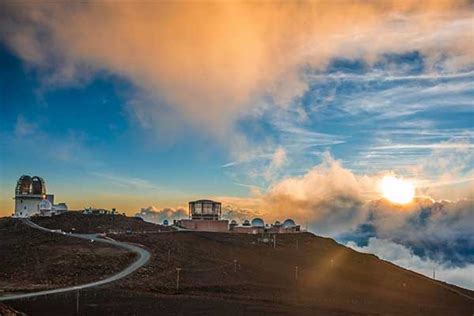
[2,215,473,315]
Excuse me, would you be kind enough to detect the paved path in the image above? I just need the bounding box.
[0,219,150,302]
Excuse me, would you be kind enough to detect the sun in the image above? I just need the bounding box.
[381,175,415,204]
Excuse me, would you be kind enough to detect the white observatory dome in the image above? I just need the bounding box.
[282,219,296,228]
[39,199,52,211]
[251,218,264,227]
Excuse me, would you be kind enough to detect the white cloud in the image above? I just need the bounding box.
[90,172,161,191]
[136,206,187,224]
[347,237,474,290]
[14,115,37,137]
[372,143,474,150]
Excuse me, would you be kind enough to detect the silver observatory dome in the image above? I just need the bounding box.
[251,218,264,228]
[282,219,296,228]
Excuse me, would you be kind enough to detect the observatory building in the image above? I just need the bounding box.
[14,175,68,218]
[176,200,229,232]
[230,218,301,234]
[232,217,266,234]
[173,199,301,234]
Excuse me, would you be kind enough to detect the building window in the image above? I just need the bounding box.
[194,203,202,214]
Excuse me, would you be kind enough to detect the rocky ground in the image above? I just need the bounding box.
[31,211,173,234]
[111,231,474,316]
[0,303,26,316]
[0,217,135,294]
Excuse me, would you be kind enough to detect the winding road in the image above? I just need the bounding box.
[0,218,150,302]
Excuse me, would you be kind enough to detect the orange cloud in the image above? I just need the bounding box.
[1,1,472,148]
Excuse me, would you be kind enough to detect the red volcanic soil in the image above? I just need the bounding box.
[0,303,25,316]
[31,211,172,234]
[2,215,473,315]
[0,218,135,294]
[111,231,473,315]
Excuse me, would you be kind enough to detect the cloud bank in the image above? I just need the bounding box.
[216,153,473,289]
[347,238,474,290]
[135,206,187,224]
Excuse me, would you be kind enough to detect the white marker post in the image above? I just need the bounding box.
[176,268,182,292]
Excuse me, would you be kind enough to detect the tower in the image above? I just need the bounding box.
[14,175,47,217]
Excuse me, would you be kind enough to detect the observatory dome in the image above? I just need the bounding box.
[15,175,32,195]
[15,175,46,195]
[230,219,238,226]
[31,176,46,195]
[242,219,250,226]
[39,199,52,211]
[163,219,169,226]
[274,220,281,226]
[282,219,296,228]
[251,218,264,227]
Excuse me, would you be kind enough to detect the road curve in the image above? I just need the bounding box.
[0,218,150,302]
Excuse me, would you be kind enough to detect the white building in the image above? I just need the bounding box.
[14,175,68,218]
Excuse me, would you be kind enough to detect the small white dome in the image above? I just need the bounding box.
[282,219,296,228]
[39,199,52,211]
[251,218,264,227]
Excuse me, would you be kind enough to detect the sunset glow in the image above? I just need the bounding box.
[381,176,415,205]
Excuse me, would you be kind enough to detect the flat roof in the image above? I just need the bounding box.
[189,199,221,204]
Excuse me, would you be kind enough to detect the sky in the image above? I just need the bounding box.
[0,1,473,289]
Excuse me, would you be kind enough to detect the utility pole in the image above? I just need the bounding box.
[176,268,182,292]
[433,267,436,280]
[76,290,80,315]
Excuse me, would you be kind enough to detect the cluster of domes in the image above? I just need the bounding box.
[233,218,297,228]
[15,175,46,196]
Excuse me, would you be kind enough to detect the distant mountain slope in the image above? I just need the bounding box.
[31,211,172,234]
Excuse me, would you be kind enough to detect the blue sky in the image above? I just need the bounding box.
[1,43,473,214]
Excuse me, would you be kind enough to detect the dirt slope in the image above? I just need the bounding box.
[113,231,473,315]
[2,215,473,315]
[31,211,172,234]
[0,218,135,294]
